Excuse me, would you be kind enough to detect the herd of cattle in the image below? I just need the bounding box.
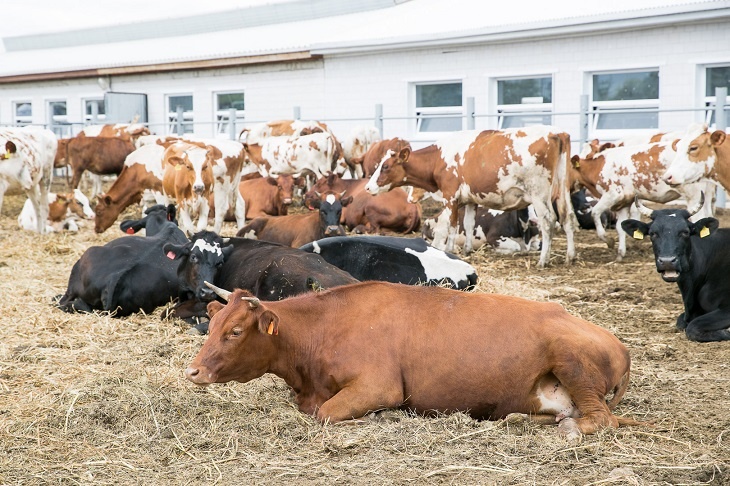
[1,118,729,440]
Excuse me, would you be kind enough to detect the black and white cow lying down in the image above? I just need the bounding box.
[299,235,478,290]
[622,195,730,342]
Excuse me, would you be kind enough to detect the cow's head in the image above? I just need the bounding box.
[309,191,351,237]
[664,125,726,186]
[303,173,346,210]
[120,204,177,236]
[365,140,411,195]
[185,285,278,385]
[163,231,234,302]
[621,194,717,282]
[165,144,215,198]
[94,193,119,233]
[267,174,298,208]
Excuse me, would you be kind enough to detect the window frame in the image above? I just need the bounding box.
[412,80,464,137]
[496,75,553,129]
[214,91,245,137]
[13,100,32,126]
[166,93,194,135]
[703,64,730,129]
[83,98,106,124]
[47,100,69,136]
[589,69,660,139]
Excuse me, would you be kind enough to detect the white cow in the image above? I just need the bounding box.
[342,125,382,177]
[0,127,57,233]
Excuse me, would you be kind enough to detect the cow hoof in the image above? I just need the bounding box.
[557,418,583,443]
[505,413,529,425]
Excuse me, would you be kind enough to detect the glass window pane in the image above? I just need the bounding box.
[596,112,658,130]
[419,116,462,132]
[169,95,193,112]
[217,92,245,111]
[593,71,659,101]
[50,101,67,116]
[501,114,553,129]
[498,78,552,105]
[16,103,32,117]
[416,83,462,108]
[706,66,730,96]
[85,99,105,115]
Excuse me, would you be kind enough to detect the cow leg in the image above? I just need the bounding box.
[684,310,730,342]
[179,207,195,236]
[196,198,210,233]
[531,200,557,268]
[27,185,46,234]
[614,207,630,262]
[556,193,577,265]
[315,381,404,423]
[213,189,229,234]
[446,204,460,253]
[233,188,246,230]
[430,206,452,251]
[462,204,476,254]
[589,195,616,249]
[90,174,103,198]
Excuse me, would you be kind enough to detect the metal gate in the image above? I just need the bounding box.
[104,92,148,124]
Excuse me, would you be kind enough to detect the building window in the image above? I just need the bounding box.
[14,101,32,125]
[414,82,463,133]
[84,99,106,123]
[48,100,69,136]
[167,94,194,134]
[591,70,659,135]
[215,92,245,136]
[704,65,730,128]
[497,76,553,129]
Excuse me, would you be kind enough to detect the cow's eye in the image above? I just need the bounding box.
[216,261,224,268]
[649,231,658,239]
[230,328,242,337]
[680,230,690,237]
[382,164,389,171]
[689,145,698,152]
[190,254,198,263]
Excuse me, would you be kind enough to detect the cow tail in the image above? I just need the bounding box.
[553,132,578,230]
[607,370,630,411]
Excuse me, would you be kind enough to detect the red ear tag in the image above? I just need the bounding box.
[126,228,135,234]
[166,251,176,260]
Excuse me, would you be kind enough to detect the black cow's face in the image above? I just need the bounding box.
[622,209,719,282]
[164,232,233,301]
[318,193,350,237]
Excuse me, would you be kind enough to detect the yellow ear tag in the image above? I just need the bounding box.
[700,226,710,238]
[574,160,580,168]
[633,230,644,240]
[175,164,183,171]
[2,152,9,159]
[267,322,275,335]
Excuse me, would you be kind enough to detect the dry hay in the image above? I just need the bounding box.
[1,187,729,485]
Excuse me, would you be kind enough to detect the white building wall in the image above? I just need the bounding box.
[1,19,728,148]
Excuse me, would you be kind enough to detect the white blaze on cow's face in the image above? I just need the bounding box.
[663,125,719,186]
[192,238,223,257]
[365,150,396,194]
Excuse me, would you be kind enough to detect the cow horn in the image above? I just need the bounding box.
[204,281,231,302]
[687,192,705,218]
[241,297,260,308]
[634,197,654,218]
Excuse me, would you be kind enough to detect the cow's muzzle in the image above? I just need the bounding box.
[656,256,680,282]
[185,366,212,385]
[325,225,344,236]
[198,287,216,302]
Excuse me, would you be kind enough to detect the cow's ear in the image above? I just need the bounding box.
[341,195,353,207]
[672,139,679,152]
[162,242,190,260]
[266,177,278,186]
[570,155,580,167]
[222,244,234,260]
[207,301,225,318]
[257,310,280,336]
[167,156,184,166]
[399,147,411,162]
[710,130,726,146]
[598,142,615,152]
[621,219,650,240]
[100,194,112,206]
[691,217,719,237]
[5,141,17,155]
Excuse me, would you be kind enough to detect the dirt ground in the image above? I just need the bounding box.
[0,184,728,485]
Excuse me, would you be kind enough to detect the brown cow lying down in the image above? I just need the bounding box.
[186,281,641,440]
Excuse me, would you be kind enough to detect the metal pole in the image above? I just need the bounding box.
[375,104,383,137]
[579,94,589,148]
[228,108,237,140]
[715,87,727,209]
[466,97,475,130]
[293,106,301,120]
[91,102,99,124]
[176,105,184,136]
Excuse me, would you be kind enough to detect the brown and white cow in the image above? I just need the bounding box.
[342,125,382,177]
[187,281,641,440]
[18,189,95,232]
[365,127,576,267]
[239,174,301,219]
[237,191,349,247]
[305,174,421,234]
[570,140,710,260]
[243,132,348,179]
[80,123,151,143]
[65,136,136,194]
[0,127,57,233]
[238,119,330,144]
[94,144,166,233]
[663,124,730,191]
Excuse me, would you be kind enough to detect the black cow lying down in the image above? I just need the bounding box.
[299,235,478,290]
[165,235,360,331]
[622,195,730,342]
[56,205,188,317]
